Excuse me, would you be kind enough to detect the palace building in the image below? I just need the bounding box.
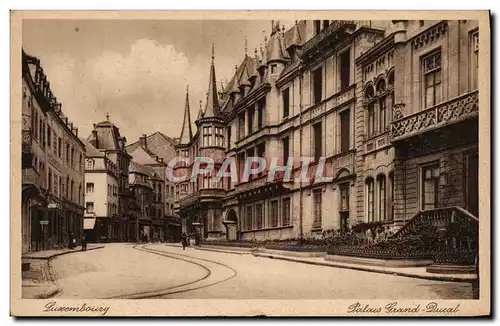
[172,20,480,241]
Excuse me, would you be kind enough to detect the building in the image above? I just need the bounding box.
[129,161,154,241]
[126,132,181,241]
[173,19,480,242]
[81,138,120,242]
[21,50,86,252]
[85,117,132,241]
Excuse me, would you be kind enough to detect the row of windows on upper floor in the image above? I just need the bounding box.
[26,95,84,174]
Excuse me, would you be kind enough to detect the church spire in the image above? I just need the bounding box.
[178,84,193,144]
[204,43,219,117]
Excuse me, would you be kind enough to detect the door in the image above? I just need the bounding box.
[466,153,479,217]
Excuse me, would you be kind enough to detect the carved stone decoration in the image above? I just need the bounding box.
[393,103,405,120]
[392,90,478,140]
[411,21,448,49]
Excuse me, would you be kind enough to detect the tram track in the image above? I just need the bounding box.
[107,244,237,299]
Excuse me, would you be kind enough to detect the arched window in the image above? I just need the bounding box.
[86,159,95,170]
[365,85,375,137]
[388,171,394,220]
[366,178,374,222]
[377,79,387,132]
[377,175,386,221]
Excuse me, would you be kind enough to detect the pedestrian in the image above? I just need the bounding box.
[81,233,87,252]
[68,232,76,249]
[181,232,188,250]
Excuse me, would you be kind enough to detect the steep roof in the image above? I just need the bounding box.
[203,44,220,118]
[129,160,152,176]
[178,86,193,144]
[88,119,123,151]
[80,138,105,157]
[126,131,177,164]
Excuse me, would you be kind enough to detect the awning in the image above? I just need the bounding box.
[83,217,96,230]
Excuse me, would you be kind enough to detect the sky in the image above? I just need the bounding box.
[22,19,293,143]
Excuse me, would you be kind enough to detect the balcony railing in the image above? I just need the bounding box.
[301,20,356,59]
[392,90,478,141]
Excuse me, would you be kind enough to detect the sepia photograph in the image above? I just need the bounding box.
[10,10,490,317]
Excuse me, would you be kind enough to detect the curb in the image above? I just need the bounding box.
[253,253,476,283]
[22,246,105,261]
[195,246,253,255]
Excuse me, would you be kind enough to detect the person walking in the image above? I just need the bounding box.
[81,233,87,251]
[181,232,188,250]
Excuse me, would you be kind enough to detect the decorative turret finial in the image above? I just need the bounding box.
[295,20,298,25]
[254,47,258,59]
[199,99,202,110]
[282,25,285,36]
[105,112,110,121]
[235,65,238,73]
[244,38,248,56]
[211,43,215,64]
[271,20,274,33]
[186,84,189,93]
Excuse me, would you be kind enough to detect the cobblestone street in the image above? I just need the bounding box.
[49,243,473,299]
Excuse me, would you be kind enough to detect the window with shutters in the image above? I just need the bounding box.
[421,163,440,210]
[282,197,291,226]
[339,109,350,153]
[422,49,442,109]
[377,175,386,221]
[246,205,253,230]
[366,178,374,222]
[256,203,263,229]
[270,200,279,227]
[313,189,322,228]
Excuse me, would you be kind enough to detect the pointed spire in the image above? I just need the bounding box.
[244,38,248,57]
[204,45,220,118]
[196,99,204,120]
[178,84,193,144]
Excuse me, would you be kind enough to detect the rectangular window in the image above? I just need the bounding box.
[421,164,440,210]
[422,50,442,108]
[257,143,266,177]
[256,203,263,229]
[314,20,321,35]
[340,49,351,90]
[282,197,291,226]
[340,184,349,211]
[471,30,479,90]
[340,109,350,152]
[71,148,75,167]
[86,202,94,213]
[86,182,94,193]
[246,205,253,230]
[203,126,212,147]
[388,173,394,220]
[271,64,276,74]
[367,103,375,137]
[247,107,254,134]
[227,126,232,149]
[313,189,322,228]
[282,88,290,118]
[323,20,330,29]
[238,113,245,139]
[270,200,279,227]
[313,67,323,104]
[215,127,224,147]
[379,96,387,132]
[257,98,265,129]
[47,125,51,148]
[313,122,322,162]
[282,136,290,164]
[48,169,52,192]
[66,143,70,163]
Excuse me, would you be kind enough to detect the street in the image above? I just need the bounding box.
[49,243,473,299]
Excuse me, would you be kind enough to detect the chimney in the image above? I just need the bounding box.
[74,127,78,137]
[139,134,147,150]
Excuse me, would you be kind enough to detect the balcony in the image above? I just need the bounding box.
[22,167,40,188]
[301,20,357,61]
[391,90,479,142]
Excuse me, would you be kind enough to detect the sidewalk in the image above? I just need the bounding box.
[194,244,476,283]
[254,252,476,283]
[21,244,105,299]
[22,244,104,260]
